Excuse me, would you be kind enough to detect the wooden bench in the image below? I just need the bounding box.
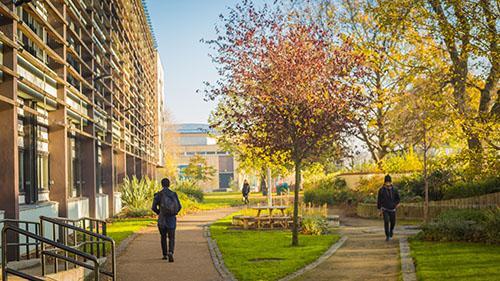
[271,216,291,228]
[232,215,256,229]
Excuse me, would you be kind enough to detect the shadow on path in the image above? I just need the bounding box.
[117,208,238,281]
[294,208,416,281]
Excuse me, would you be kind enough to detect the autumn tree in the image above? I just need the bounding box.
[310,0,408,164]
[157,109,181,181]
[377,0,499,173]
[210,103,291,194]
[204,1,366,246]
[183,155,217,185]
[393,78,454,221]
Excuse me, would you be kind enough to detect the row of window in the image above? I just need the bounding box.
[17,100,108,204]
[183,151,230,156]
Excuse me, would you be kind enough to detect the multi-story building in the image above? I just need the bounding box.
[176,124,237,192]
[0,0,161,223]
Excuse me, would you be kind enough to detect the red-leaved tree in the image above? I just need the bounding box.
[204,1,366,246]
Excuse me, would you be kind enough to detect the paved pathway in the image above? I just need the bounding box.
[117,208,238,281]
[294,209,418,281]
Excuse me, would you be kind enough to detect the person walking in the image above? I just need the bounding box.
[242,179,250,204]
[152,178,182,262]
[377,175,400,241]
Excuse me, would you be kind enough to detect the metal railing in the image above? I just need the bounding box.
[40,216,108,258]
[0,219,41,262]
[2,224,101,281]
[39,216,116,281]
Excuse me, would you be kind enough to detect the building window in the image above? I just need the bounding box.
[68,136,82,197]
[96,144,103,193]
[18,150,25,193]
[37,153,49,190]
[17,101,49,204]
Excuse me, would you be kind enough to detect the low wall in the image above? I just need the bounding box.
[357,192,500,220]
[96,194,109,220]
[114,192,123,215]
[68,197,90,220]
[0,202,60,259]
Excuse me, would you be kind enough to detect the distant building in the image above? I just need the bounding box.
[176,124,236,192]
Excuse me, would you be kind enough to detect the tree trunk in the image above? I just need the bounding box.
[292,159,301,246]
[260,166,267,195]
[423,125,429,223]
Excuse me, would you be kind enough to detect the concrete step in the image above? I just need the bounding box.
[1,257,107,281]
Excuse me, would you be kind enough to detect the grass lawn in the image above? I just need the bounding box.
[410,240,500,281]
[106,218,156,246]
[211,213,339,281]
[200,192,273,209]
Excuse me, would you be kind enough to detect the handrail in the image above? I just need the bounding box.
[39,216,116,281]
[0,219,41,261]
[43,216,107,257]
[2,225,100,281]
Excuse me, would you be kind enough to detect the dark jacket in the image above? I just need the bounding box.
[377,185,400,211]
[242,183,250,196]
[152,188,182,229]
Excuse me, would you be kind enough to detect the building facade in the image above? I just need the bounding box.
[0,0,161,222]
[176,124,236,192]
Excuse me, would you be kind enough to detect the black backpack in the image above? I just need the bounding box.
[160,190,181,216]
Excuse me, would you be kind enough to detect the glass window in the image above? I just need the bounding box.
[68,136,82,197]
[37,153,49,190]
[18,149,25,193]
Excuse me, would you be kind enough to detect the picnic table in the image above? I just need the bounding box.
[232,206,294,229]
[252,206,288,217]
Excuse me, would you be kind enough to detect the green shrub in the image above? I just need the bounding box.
[120,176,159,216]
[301,215,329,235]
[416,208,500,244]
[484,209,500,244]
[119,176,202,218]
[442,177,500,200]
[304,175,355,205]
[175,180,204,202]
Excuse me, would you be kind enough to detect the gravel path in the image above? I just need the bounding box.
[117,208,238,281]
[294,209,418,281]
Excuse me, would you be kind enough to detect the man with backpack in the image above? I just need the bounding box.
[152,178,182,262]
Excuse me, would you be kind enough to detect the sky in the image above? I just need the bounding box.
[145,0,243,124]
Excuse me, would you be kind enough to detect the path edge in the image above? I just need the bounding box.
[277,235,348,281]
[399,237,418,281]
[204,223,238,281]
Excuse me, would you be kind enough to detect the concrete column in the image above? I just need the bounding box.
[49,3,68,217]
[0,5,19,261]
[102,145,115,216]
[126,154,135,179]
[81,137,97,218]
[48,109,68,217]
[115,150,126,184]
[135,157,142,179]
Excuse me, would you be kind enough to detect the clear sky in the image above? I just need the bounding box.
[145,0,243,124]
